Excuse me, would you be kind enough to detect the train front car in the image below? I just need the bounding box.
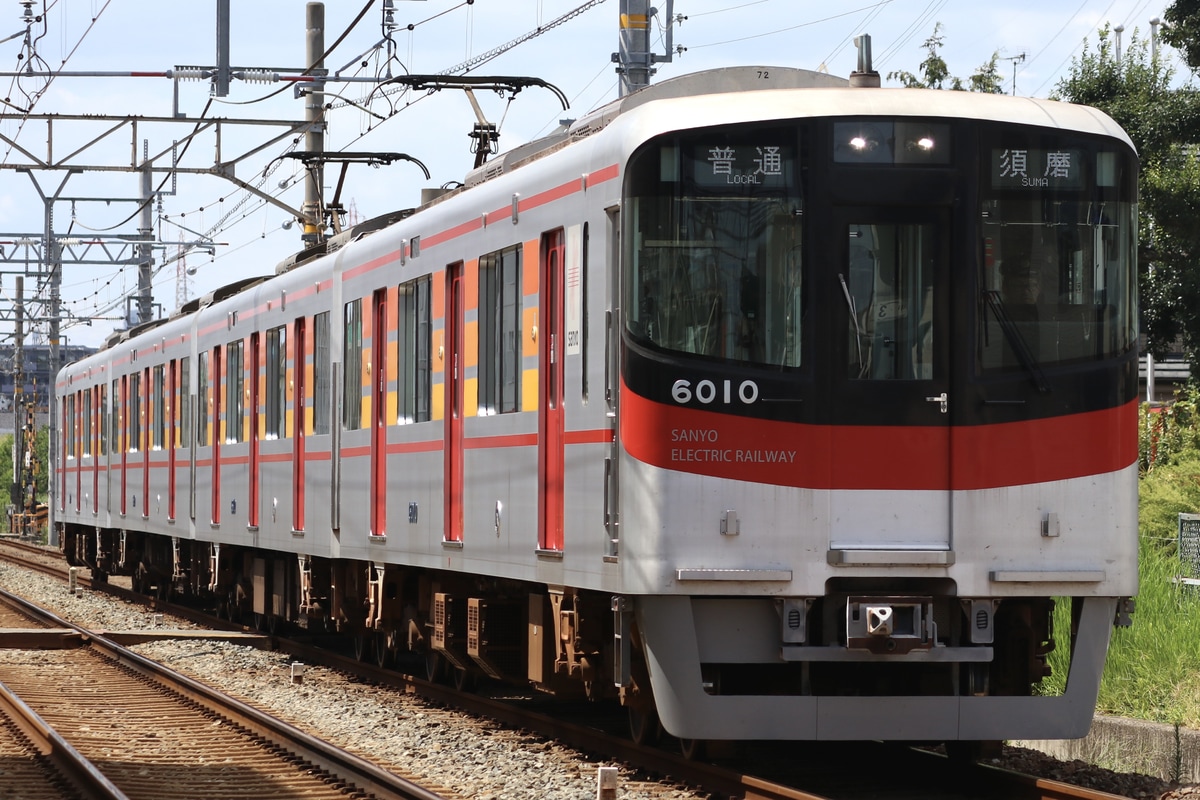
[615,85,1138,745]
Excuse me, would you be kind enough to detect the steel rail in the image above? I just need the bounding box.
[0,583,449,800]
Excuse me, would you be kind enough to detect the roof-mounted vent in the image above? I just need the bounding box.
[849,34,881,88]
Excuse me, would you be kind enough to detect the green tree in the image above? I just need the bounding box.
[0,433,12,511]
[1056,25,1200,356]
[886,23,1005,93]
[1163,0,1200,71]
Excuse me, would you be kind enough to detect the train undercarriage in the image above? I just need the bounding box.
[59,521,1078,756]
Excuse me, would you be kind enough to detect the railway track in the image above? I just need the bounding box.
[0,582,449,800]
[0,539,1138,800]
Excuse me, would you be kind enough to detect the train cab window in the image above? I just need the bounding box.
[226,340,244,443]
[978,140,1137,374]
[626,124,804,368]
[844,224,936,380]
[266,325,287,438]
[343,299,363,430]
[397,276,431,424]
[478,245,522,414]
[314,311,332,435]
[197,352,209,447]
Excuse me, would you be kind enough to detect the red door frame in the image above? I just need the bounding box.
[538,230,566,552]
[61,396,70,511]
[371,290,388,537]
[443,264,464,543]
[292,317,307,532]
[74,391,81,512]
[141,367,150,518]
[211,346,222,525]
[92,385,100,515]
[168,359,177,521]
[249,332,261,528]
[119,375,127,516]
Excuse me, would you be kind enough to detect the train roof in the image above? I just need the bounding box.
[462,66,1134,190]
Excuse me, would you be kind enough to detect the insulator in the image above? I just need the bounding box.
[171,68,209,82]
[236,70,277,84]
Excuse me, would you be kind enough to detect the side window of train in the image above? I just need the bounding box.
[226,339,244,443]
[180,356,191,447]
[153,364,165,450]
[197,351,209,446]
[343,299,364,430]
[478,244,522,415]
[266,325,287,439]
[99,384,107,457]
[397,275,431,424]
[82,389,92,457]
[128,372,141,453]
[110,379,119,453]
[313,311,332,435]
[65,393,75,459]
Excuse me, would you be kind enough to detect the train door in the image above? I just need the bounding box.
[538,229,566,552]
[830,206,952,552]
[370,289,387,537]
[444,263,464,543]
[249,332,261,529]
[292,317,306,533]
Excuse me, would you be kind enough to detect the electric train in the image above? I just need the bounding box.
[55,64,1139,754]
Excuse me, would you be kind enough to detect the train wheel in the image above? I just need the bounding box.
[423,649,444,683]
[375,634,391,668]
[628,706,661,746]
[353,634,370,662]
[452,666,474,692]
[679,738,707,761]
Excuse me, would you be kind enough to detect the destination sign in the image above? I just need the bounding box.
[991,148,1086,190]
[692,143,793,189]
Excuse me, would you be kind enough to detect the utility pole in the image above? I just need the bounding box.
[301,2,326,246]
[614,0,675,97]
[11,275,23,527]
[138,148,155,325]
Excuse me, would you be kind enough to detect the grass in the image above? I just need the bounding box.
[1038,405,1200,729]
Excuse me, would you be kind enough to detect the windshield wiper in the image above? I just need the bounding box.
[983,290,1050,393]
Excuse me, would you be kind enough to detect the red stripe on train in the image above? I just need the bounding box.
[621,390,1138,491]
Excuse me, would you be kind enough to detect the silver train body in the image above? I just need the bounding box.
[55,67,1140,747]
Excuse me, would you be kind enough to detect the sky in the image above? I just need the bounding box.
[0,0,1180,350]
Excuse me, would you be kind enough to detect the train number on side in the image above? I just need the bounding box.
[671,379,759,405]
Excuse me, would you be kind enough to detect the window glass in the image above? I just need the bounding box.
[266,326,287,438]
[343,300,363,430]
[397,276,431,423]
[314,312,331,434]
[226,340,244,443]
[978,140,1137,373]
[626,124,804,368]
[844,223,936,380]
[197,352,209,446]
[478,246,522,414]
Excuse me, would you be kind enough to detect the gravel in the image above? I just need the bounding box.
[1,556,1196,800]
